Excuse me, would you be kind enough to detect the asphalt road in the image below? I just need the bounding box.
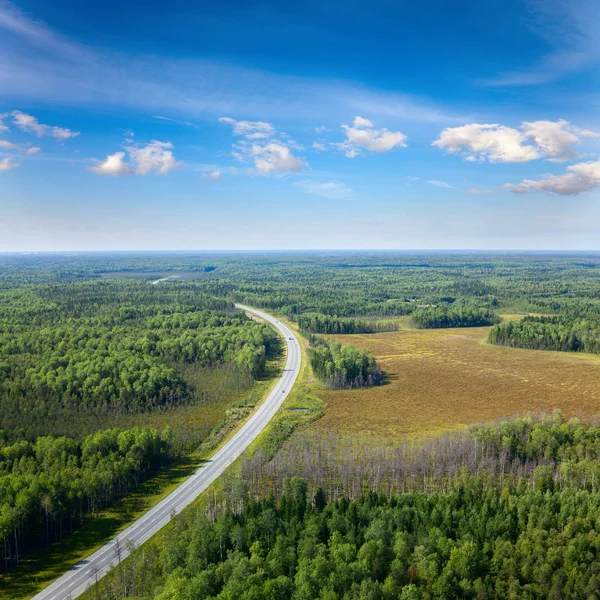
[32,305,301,600]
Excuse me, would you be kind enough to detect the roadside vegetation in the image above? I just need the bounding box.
[85,414,600,600]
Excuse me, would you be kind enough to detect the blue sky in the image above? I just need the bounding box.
[1,0,600,250]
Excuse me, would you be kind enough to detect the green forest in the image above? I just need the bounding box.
[0,280,276,441]
[489,315,600,354]
[0,270,278,573]
[87,416,600,600]
[308,338,383,389]
[0,427,173,572]
[411,305,500,329]
[299,314,398,335]
[2,251,600,596]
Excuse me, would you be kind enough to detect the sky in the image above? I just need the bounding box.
[1,0,600,251]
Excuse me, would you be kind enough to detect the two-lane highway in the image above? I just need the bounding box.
[33,305,301,600]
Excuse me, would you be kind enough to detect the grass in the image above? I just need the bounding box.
[1,349,285,600]
[310,323,600,439]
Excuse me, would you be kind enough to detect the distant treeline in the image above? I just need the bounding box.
[298,313,399,334]
[411,305,500,329]
[0,427,173,573]
[489,315,600,354]
[308,337,383,389]
[91,415,600,600]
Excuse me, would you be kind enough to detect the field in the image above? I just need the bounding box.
[312,322,600,438]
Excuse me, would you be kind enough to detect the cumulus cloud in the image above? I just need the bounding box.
[0,113,8,132]
[428,180,455,188]
[88,152,131,176]
[11,110,79,140]
[0,157,19,172]
[295,180,356,200]
[467,188,493,195]
[219,117,275,140]
[312,141,326,152]
[336,116,407,157]
[88,140,180,176]
[433,123,539,163]
[433,120,598,163]
[202,169,222,180]
[128,140,179,175]
[251,143,305,174]
[520,119,591,162]
[221,117,305,174]
[504,160,600,196]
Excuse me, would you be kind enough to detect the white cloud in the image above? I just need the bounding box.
[312,141,326,152]
[428,180,455,189]
[295,180,356,199]
[88,140,180,176]
[315,125,329,133]
[0,140,17,150]
[433,123,540,163]
[520,119,587,162]
[0,113,8,132]
[467,188,493,195]
[336,116,407,157]
[433,120,597,163]
[219,117,276,140]
[0,139,41,154]
[127,140,179,175]
[222,117,305,174]
[504,160,600,195]
[251,143,305,174]
[11,110,79,140]
[202,169,222,180]
[88,152,131,176]
[0,157,19,172]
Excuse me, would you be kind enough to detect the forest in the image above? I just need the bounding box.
[86,415,600,600]
[411,305,500,329]
[308,337,383,389]
[0,280,276,441]
[0,427,173,573]
[488,315,600,354]
[299,314,398,335]
[3,251,600,596]
[0,272,278,573]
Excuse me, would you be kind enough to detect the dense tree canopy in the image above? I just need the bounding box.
[489,315,600,354]
[411,305,500,329]
[89,416,600,600]
[0,427,173,573]
[0,280,276,440]
[308,337,383,389]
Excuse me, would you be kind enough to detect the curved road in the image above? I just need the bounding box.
[33,305,301,600]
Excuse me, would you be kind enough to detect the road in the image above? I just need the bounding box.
[32,305,301,600]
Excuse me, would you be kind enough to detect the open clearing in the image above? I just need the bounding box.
[312,325,600,438]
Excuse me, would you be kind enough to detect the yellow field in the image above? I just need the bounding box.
[312,326,600,438]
